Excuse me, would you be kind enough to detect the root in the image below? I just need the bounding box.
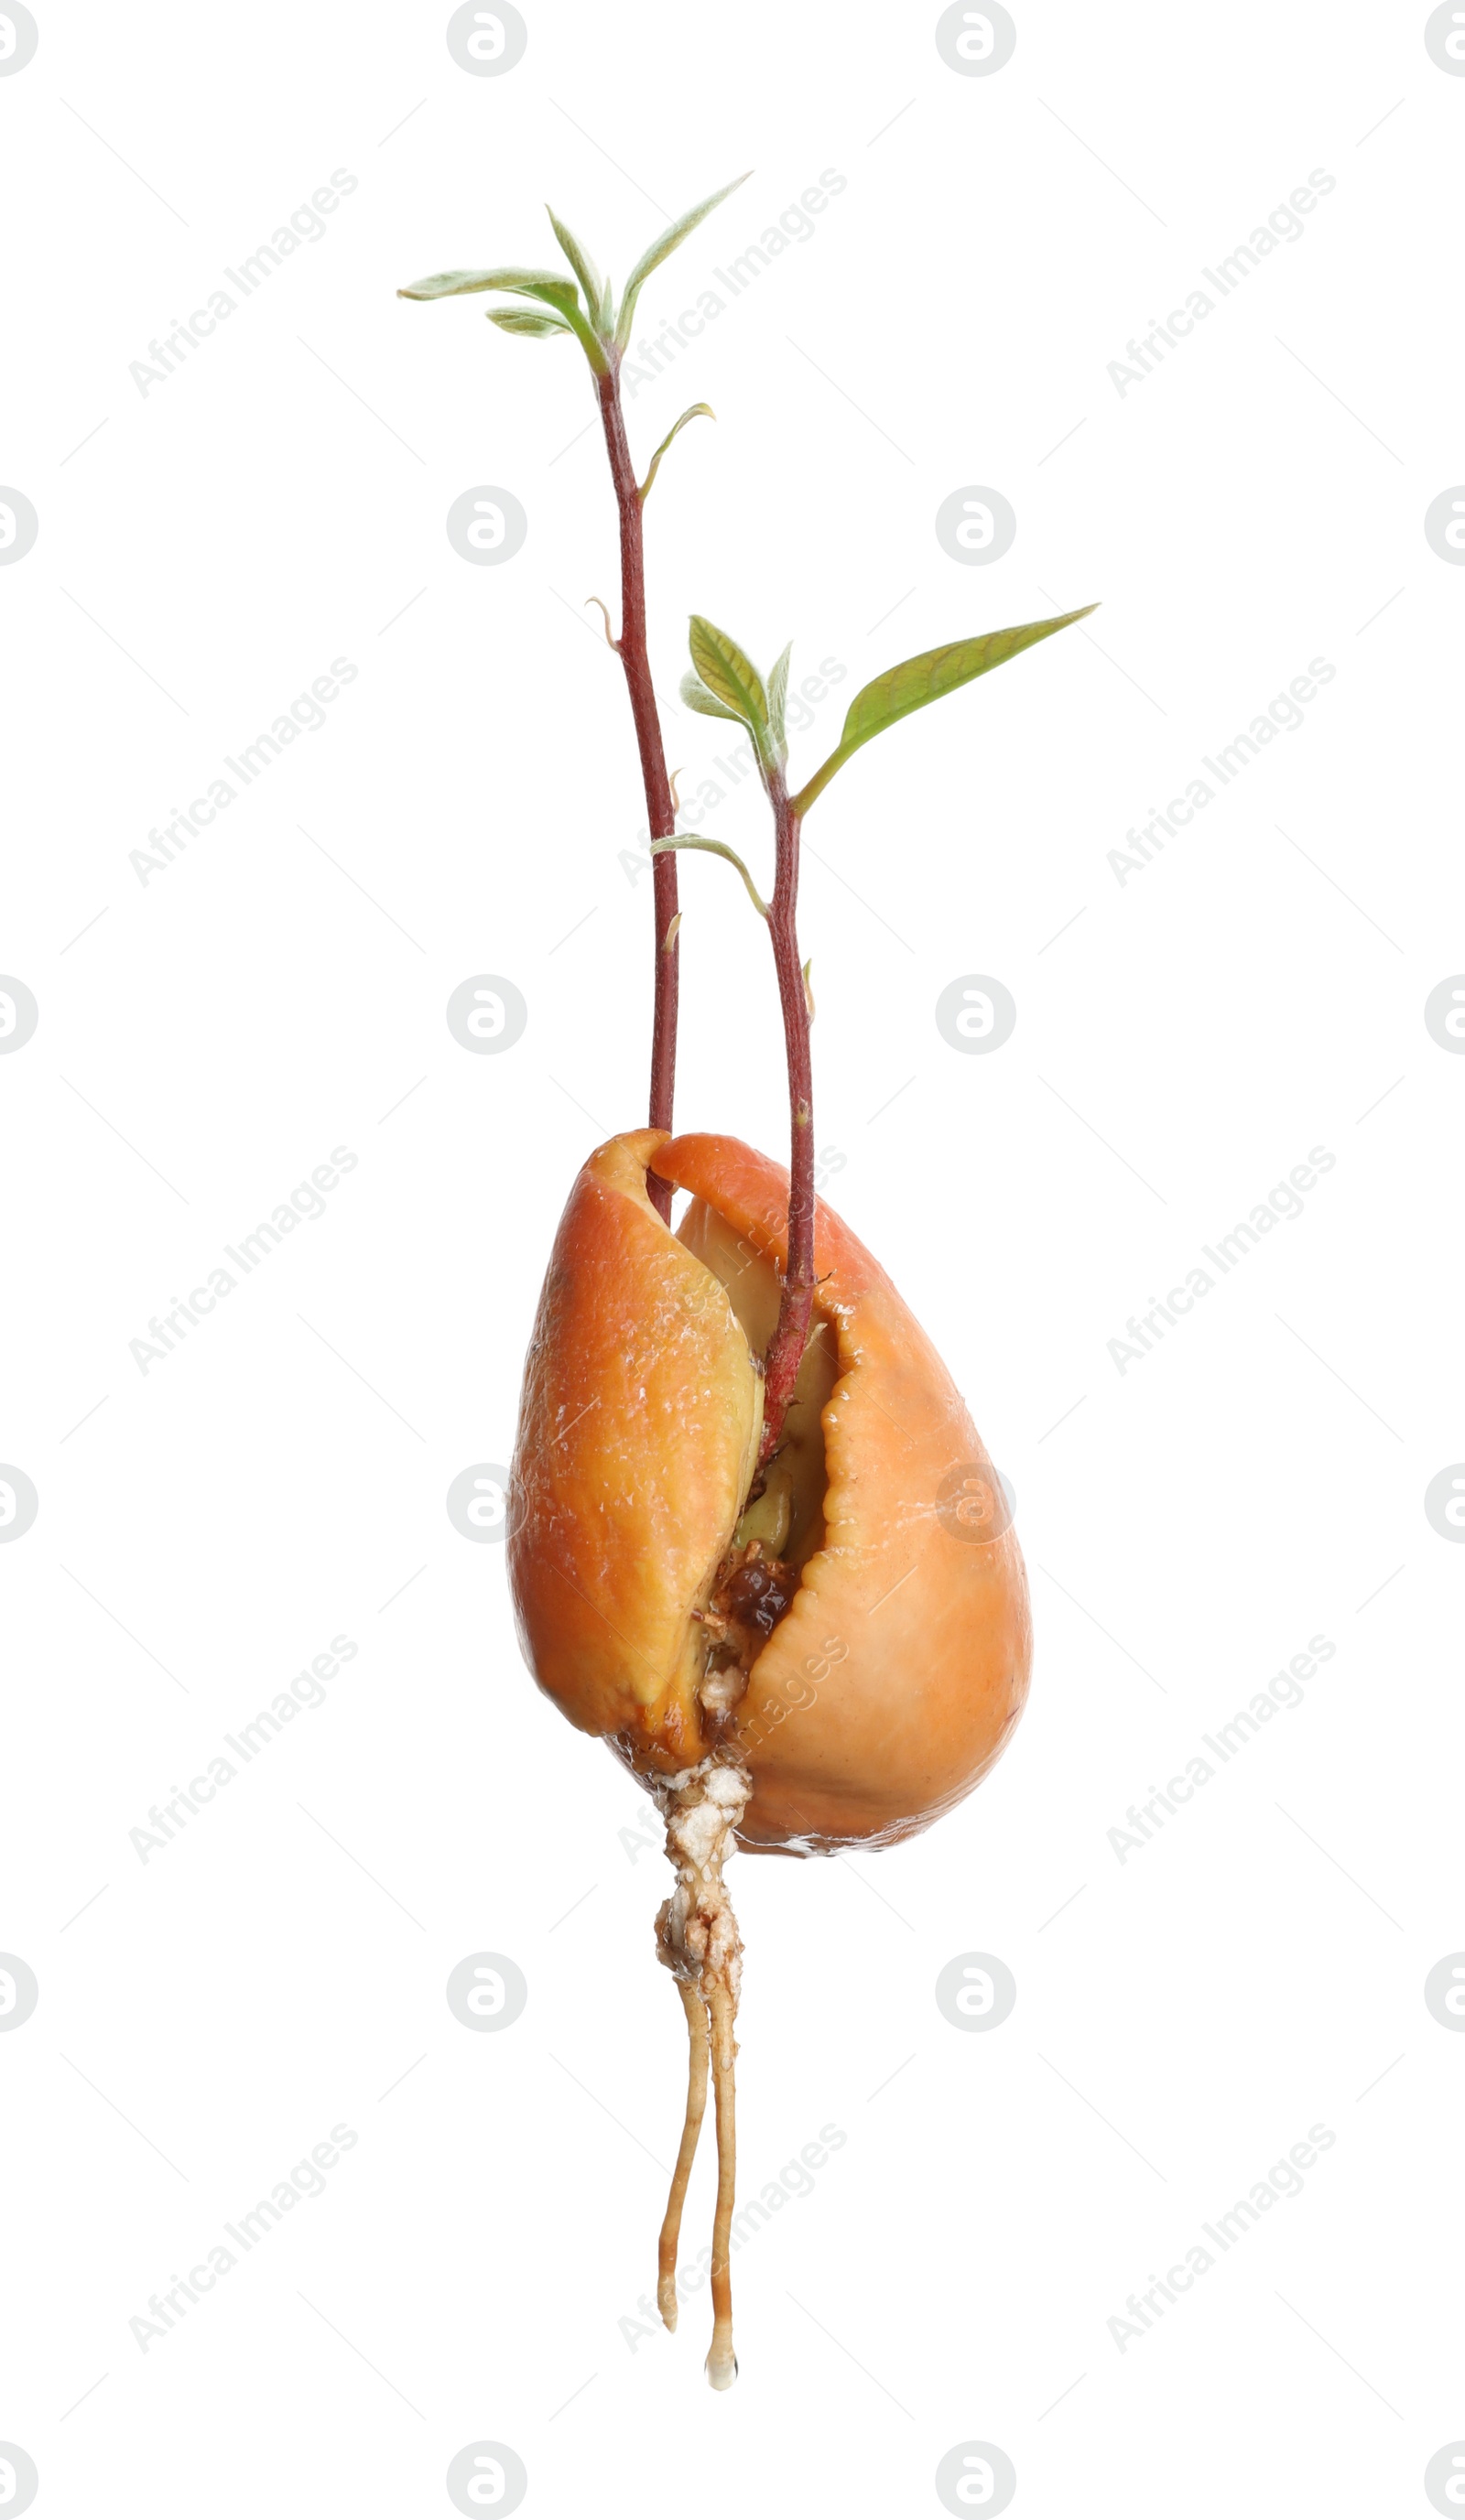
[706,1977,739,2388]
[657,1977,709,2330]
[652,1751,752,2388]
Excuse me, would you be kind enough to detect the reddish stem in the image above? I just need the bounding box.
[595,362,678,1219]
[757,766,815,1465]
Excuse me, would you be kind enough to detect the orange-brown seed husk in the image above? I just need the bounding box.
[507,1128,1030,1852]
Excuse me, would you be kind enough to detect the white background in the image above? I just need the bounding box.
[3,3,1464,2514]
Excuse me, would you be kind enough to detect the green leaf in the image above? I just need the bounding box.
[397,265,565,300]
[491,275,608,369]
[398,264,608,372]
[790,605,1097,816]
[488,307,572,338]
[640,403,714,501]
[766,642,792,760]
[688,615,769,736]
[598,276,615,333]
[679,670,743,725]
[513,275,581,318]
[650,834,768,918]
[614,174,752,352]
[545,207,606,329]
